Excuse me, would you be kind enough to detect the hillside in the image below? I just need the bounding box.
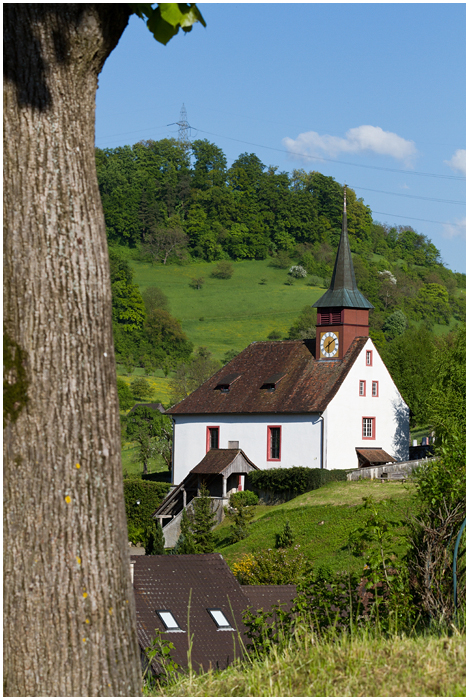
[213,480,414,575]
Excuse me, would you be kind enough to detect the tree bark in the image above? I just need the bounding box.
[4,5,142,695]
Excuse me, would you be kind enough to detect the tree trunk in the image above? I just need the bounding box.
[4,5,142,696]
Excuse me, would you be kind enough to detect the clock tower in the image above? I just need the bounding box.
[313,186,373,360]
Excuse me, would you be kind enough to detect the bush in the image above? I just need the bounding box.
[227,503,255,543]
[267,330,283,340]
[229,490,259,508]
[189,277,205,290]
[250,466,346,498]
[276,520,294,548]
[117,378,134,411]
[211,260,234,279]
[269,251,292,269]
[308,275,327,288]
[289,265,307,278]
[124,480,170,532]
[130,376,154,401]
[144,519,165,555]
[232,546,311,585]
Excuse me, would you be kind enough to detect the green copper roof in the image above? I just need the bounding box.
[313,187,374,310]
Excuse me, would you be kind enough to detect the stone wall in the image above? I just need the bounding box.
[346,457,437,481]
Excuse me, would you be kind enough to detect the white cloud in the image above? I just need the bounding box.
[442,217,466,240]
[444,149,466,175]
[283,125,417,165]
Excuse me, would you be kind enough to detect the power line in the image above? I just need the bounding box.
[195,127,465,181]
[349,185,465,206]
[371,211,463,226]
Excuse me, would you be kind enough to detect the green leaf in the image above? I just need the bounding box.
[129,3,206,45]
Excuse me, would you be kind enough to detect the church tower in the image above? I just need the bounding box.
[313,186,373,360]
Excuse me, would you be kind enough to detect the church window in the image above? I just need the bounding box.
[359,380,366,396]
[362,417,375,440]
[267,426,281,461]
[366,350,373,366]
[372,381,379,397]
[206,426,219,452]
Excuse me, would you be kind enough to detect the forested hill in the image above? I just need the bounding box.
[97,137,465,330]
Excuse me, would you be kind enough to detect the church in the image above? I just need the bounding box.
[167,188,409,485]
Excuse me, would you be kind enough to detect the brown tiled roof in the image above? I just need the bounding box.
[356,448,396,465]
[133,554,251,673]
[190,449,259,475]
[167,337,368,415]
[242,585,297,612]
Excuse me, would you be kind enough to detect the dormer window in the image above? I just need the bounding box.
[156,610,184,632]
[215,373,240,393]
[207,609,234,630]
[261,372,285,392]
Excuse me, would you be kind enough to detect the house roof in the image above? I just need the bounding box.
[167,336,369,416]
[128,402,165,414]
[313,187,373,311]
[190,449,259,475]
[242,585,297,612]
[356,448,396,465]
[133,554,251,673]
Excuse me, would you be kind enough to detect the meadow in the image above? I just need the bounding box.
[213,479,414,573]
[130,258,324,360]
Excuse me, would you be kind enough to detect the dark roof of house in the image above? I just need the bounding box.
[167,337,368,416]
[128,402,165,414]
[242,585,297,612]
[190,449,259,475]
[133,554,251,673]
[356,448,396,464]
[313,188,373,311]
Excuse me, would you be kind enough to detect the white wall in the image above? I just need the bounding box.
[172,413,322,485]
[325,338,409,470]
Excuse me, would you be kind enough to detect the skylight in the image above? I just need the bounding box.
[261,372,286,391]
[207,608,234,630]
[156,610,183,632]
[215,373,241,392]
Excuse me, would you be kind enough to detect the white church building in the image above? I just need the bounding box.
[167,188,409,485]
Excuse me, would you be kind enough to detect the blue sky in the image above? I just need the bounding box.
[95,3,466,273]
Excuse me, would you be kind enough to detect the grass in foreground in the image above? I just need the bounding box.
[214,480,415,573]
[146,626,466,697]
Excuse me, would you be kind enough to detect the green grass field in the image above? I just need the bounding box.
[213,480,414,574]
[148,628,465,697]
[130,258,324,360]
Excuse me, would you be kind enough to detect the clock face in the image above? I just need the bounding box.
[320,331,339,358]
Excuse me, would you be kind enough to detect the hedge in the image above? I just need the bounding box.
[249,467,347,496]
[124,479,170,531]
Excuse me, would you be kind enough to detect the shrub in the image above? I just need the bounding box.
[276,520,294,548]
[232,546,311,585]
[189,277,205,289]
[267,330,283,340]
[211,260,234,279]
[289,265,307,278]
[308,275,327,288]
[250,466,346,498]
[117,378,134,411]
[227,503,255,543]
[269,251,291,269]
[144,519,165,555]
[130,376,154,401]
[229,490,259,508]
[124,480,170,532]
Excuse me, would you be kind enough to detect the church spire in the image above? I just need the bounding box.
[313,185,373,310]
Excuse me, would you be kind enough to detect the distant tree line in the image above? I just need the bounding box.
[98,138,465,344]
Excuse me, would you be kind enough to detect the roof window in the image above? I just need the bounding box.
[261,372,285,391]
[156,610,184,632]
[207,608,234,630]
[215,373,240,392]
